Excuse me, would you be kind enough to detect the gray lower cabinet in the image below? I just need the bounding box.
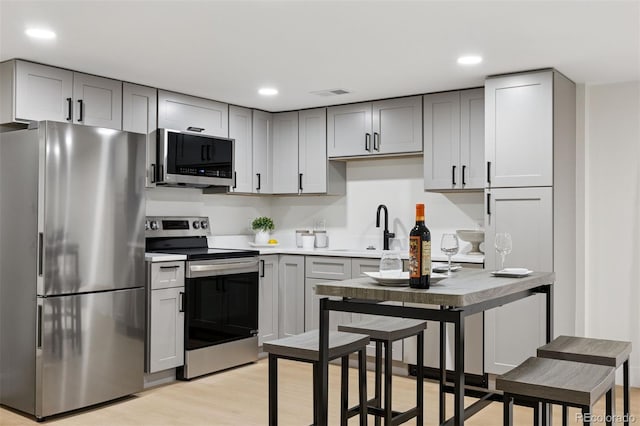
[122,82,157,187]
[258,255,279,346]
[1,60,122,130]
[484,187,552,374]
[278,255,305,338]
[148,261,185,373]
[304,256,353,332]
[157,90,228,137]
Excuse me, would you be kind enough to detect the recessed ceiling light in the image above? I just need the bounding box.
[258,88,278,96]
[25,28,56,40]
[457,55,483,65]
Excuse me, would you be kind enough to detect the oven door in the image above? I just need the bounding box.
[184,258,258,351]
[158,129,234,187]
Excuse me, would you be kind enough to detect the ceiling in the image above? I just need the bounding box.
[1,1,638,112]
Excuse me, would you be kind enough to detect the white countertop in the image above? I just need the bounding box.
[144,253,187,262]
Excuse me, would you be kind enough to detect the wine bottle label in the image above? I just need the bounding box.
[409,236,421,278]
[422,241,431,276]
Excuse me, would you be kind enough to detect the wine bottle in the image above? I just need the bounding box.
[409,203,431,289]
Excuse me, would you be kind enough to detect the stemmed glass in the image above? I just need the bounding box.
[440,234,459,275]
[494,232,513,271]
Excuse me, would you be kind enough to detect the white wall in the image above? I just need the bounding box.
[579,81,640,386]
[271,156,484,252]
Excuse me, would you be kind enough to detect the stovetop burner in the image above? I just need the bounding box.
[145,216,258,260]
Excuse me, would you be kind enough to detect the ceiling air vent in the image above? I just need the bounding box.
[310,88,351,97]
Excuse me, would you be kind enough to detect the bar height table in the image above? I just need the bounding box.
[315,269,555,426]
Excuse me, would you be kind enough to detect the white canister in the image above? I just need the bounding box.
[295,230,309,248]
[314,230,328,248]
[301,233,315,249]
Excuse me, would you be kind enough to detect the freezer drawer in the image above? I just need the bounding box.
[37,288,144,418]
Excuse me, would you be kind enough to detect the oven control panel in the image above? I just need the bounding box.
[145,216,211,238]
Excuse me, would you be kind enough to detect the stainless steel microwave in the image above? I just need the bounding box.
[156,129,234,187]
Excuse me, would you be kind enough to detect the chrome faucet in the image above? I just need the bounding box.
[376,204,395,250]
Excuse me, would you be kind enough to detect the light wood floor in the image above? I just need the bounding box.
[1,359,637,425]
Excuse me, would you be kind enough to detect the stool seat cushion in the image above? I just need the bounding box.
[338,317,427,341]
[263,330,369,362]
[537,335,632,368]
[496,357,615,407]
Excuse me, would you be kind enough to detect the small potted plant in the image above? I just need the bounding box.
[252,216,275,245]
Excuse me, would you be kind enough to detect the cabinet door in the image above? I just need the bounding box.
[258,255,279,346]
[298,108,327,194]
[327,102,372,158]
[278,255,305,338]
[252,110,273,193]
[122,83,157,187]
[484,187,552,374]
[304,278,352,332]
[149,287,184,373]
[372,96,422,155]
[73,72,122,129]
[423,92,460,190]
[13,61,73,123]
[459,88,485,189]
[272,111,299,194]
[157,90,228,137]
[485,71,553,187]
[228,106,253,193]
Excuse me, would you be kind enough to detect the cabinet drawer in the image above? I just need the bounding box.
[150,262,185,290]
[351,258,380,278]
[305,256,351,280]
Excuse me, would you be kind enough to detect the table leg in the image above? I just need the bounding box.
[454,310,465,426]
[545,284,554,426]
[439,306,446,425]
[624,359,630,426]
[318,297,330,426]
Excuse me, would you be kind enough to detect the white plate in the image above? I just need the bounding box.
[363,271,448,287]
[491,268,532,277]
[248,242,280,248]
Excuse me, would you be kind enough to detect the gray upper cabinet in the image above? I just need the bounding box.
[327,96,422,158]
[252,110,273,193]
[271,111,299,194]
[1,60,73,124]
[122,83,157,187]
[228,106,253,193]
[157,90,228,137]
[1,60,122,130]
[327,102,373,157]
[485,72,553,187]
[372,96,422,154]
[298,108,327,194]
[424,88,484,190]
[73,73,122,129]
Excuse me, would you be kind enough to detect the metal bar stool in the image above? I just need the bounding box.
[264,330,370,426]
[537,335,632,426]
[339,317,427,426]
[497,357,615,426]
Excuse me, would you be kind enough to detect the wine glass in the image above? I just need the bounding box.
[440,234,459,275]
[494,232,513,271]
[379,251,402,277]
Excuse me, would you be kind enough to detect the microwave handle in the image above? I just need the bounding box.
[187,127,205,133]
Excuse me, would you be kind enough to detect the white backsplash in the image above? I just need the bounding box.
[145,156,484,254]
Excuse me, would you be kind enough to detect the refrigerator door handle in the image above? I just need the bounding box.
[37,304,43,349]
[38,232,44,276]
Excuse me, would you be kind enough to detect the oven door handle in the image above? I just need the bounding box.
[187,260,259,278]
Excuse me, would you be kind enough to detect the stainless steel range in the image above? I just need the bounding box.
[145,216,260,379]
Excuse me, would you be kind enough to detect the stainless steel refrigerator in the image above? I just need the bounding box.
[0,121,146,420]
